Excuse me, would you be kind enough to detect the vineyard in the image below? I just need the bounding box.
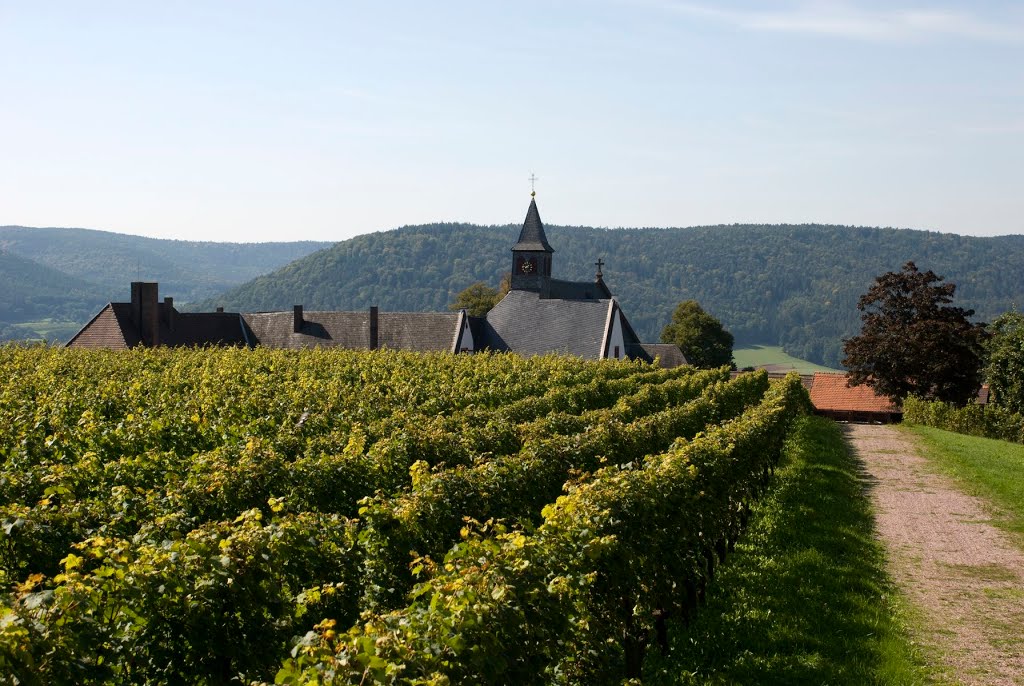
[0,347,809,685]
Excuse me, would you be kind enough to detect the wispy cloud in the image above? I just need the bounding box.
[644,1,1024,42]
[962,120,1024,135]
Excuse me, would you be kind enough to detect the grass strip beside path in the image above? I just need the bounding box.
[644,416,935,685]
[904,425,1024,545]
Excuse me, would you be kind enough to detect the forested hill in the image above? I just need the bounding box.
[196,223,1024,368]
[0,226,331,342]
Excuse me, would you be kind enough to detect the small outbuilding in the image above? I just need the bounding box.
[808,372,902,423]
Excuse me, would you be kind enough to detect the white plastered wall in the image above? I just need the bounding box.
[604,308,625,360]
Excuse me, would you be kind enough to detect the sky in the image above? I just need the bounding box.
[2,1,1022,242]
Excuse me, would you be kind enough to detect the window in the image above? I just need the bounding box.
[614,345,620,359]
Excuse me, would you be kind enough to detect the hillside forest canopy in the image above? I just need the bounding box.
[0,226,330,342]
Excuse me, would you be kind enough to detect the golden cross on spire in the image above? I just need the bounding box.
[528,172,538,197]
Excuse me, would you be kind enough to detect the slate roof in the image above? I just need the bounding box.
[633,343,688,368]
[241,310,464,352]
[66,303,139,349]
[163,312,248,347]
[547,278,612,300]
[66,303,247,349]
[809,372,900,414]
[483,290,615,359]
[379,312,465,352]
[512,198,554,253]
[242,311,367,349]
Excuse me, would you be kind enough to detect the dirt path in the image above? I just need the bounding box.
[844,424,1024,686]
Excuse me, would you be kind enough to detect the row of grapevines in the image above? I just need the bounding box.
[357,369,762,613]
[2,508,360,685]
[0,347,652,472]
[343,363,694,472]
[0,348,674,570]
[4,372,749,686]
[0,348,772,685]
[0,348,675,506]
[0,361,698,582]
[273,374,811,686]
[1,367,734,684]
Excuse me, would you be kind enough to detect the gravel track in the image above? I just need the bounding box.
[844,424,1024,686]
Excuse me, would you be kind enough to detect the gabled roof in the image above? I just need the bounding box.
[482,289,615,359]
[512,198,554,253]
[809,372,900,414]
[242,311,368,349]
[241,310,464,352]
[632,343,688,368]
[66,303,139,349]
[379,312,465,352]
[547,278,613,300]
[163,312,248,347]
[67,303,248,349]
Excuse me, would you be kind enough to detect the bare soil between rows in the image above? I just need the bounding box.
[844,424,1024,686]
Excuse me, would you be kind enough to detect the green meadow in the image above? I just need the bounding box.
[733,345,841,374]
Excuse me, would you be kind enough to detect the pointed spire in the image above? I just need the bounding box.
[512,197,554,253]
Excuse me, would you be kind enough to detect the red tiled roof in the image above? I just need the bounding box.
[809,372,899,413]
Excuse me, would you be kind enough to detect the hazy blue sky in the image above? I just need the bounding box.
[2,1,1022,241]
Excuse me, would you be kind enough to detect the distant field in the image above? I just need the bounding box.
[734,345,841,374]
[5,319,82,343]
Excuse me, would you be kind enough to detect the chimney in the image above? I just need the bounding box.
[369,306,379,350]
[163,296,175,332]
[293,305,303,333]
[130,282,160,347]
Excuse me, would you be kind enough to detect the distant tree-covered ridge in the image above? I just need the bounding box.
[0,226,331,342]
[197,222,1024,368]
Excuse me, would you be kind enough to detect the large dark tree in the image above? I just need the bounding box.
[842,261,987,404]
[660,300,734,368]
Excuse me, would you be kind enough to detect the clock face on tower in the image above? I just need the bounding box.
[521,258,535,274]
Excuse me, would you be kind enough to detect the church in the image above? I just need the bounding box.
[67,195,686,368]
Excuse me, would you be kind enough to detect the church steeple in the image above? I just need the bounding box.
[511,193,554,293]
[512,197,555,253]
